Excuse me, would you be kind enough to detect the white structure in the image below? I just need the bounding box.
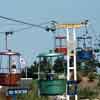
[56,23,82,100]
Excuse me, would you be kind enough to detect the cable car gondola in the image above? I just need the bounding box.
[37,51,66,95]
[0,49,21,86]
[77,48,94,61]
[54,36,67,55]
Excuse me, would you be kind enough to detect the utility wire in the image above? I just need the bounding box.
[0,16,46,29]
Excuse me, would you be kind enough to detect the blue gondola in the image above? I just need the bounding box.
[77,49,93,61]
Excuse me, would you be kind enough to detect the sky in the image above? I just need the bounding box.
[0,0,100,65]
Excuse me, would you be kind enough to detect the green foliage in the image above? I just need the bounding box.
[97,78,100,88]
[39,59,51,72]
[88,72,96,81]
[21,63,38,79]
[53,58,65,73]
[78,87,99,99]
[77,59,99,77]
[17,80,49,100]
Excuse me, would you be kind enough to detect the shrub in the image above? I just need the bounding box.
[88,72,96,82]
[78,87,98,99]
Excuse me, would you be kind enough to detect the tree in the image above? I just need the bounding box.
[53,58,65,73]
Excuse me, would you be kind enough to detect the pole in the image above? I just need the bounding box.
[5,32,8,50]
[73,28,78,100]
[66,28,70,100]
[38,57,41,96]
[25,66,27,79]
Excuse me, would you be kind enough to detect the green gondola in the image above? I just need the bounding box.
[39,79,66,95]
[37,51,66,95]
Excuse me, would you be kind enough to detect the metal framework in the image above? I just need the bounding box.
[56,23,81,100]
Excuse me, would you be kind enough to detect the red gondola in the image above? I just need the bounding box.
[0,50,21,86]
[54,36,67,55]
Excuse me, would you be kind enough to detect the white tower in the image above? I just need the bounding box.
[56,23,81,100]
